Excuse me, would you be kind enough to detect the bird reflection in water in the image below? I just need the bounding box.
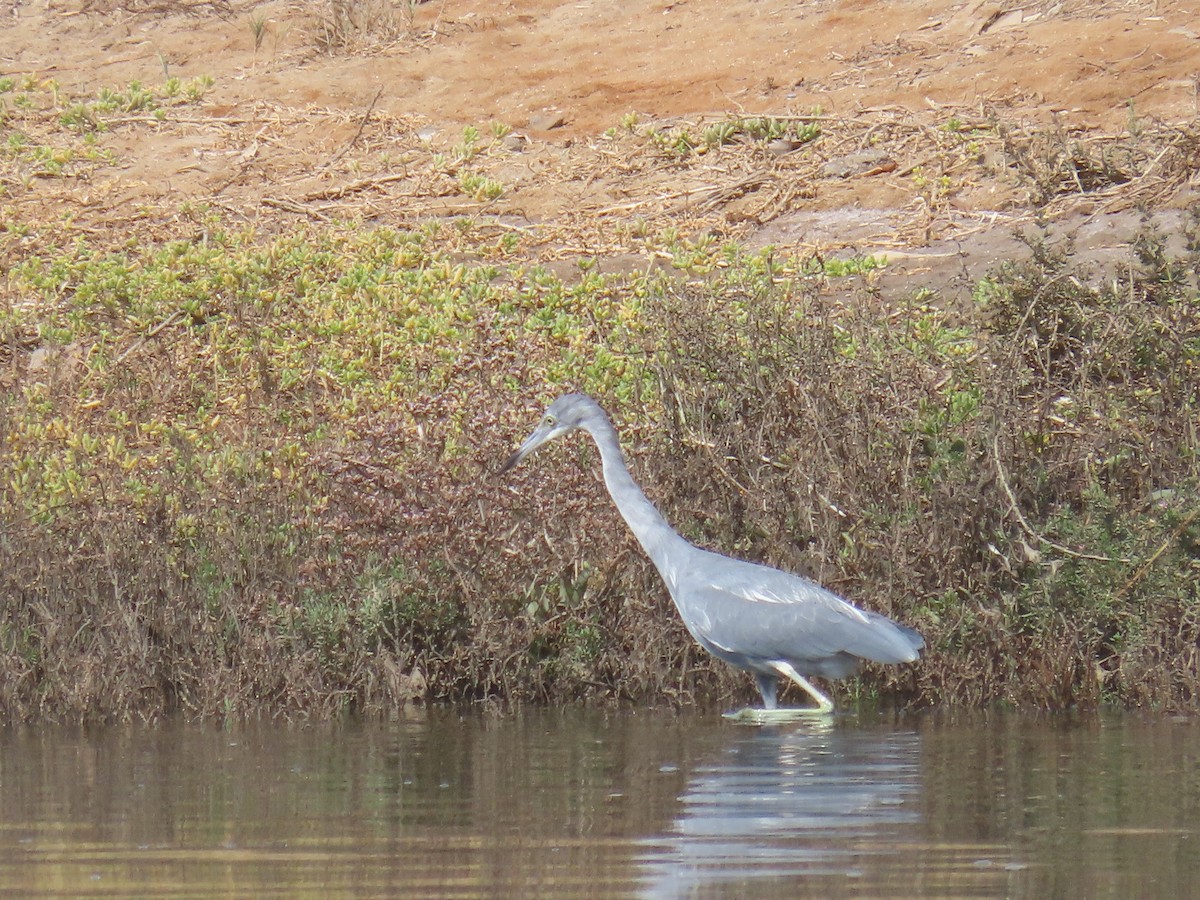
[636,721,922,896]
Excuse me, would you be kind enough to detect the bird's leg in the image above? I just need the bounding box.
[770,661,834,714]
[753,672,779,710]
[789,674,835,714]
[723,667,835,723]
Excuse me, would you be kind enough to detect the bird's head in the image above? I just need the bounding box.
[502,393,599,472]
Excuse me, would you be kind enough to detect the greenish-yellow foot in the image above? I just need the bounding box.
[722,706,835,724]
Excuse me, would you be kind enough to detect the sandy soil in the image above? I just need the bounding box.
[5,0,1200,290]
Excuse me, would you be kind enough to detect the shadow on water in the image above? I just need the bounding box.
[0,709,1198,897]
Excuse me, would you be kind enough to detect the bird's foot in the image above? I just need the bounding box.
[722,706,835,724]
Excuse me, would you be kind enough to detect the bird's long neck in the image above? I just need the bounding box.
[582,415,691,585]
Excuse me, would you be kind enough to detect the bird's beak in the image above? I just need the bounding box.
[501,422,553,473]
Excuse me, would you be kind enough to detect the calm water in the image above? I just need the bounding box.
[1,709,1197,898]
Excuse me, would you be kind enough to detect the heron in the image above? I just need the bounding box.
[503,393,923,719]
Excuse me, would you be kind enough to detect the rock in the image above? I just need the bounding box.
[768,138,803,156]
[822,148,894,178]
[528,112,567,131]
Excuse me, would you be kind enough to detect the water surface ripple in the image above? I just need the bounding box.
[1,710,1196,897]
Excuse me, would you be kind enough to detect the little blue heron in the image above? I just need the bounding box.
[503,394,923,717]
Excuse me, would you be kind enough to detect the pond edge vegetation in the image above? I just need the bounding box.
[2,214,1198,722]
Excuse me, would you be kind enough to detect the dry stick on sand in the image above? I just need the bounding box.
[261,197,332,221]
[320,87,385,172]
[261,172,411,216]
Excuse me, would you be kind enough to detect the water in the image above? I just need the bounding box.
[1,710,1197,898]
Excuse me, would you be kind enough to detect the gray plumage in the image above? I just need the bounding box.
[503,393,923,713]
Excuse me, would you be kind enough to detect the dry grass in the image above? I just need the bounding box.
[311,0,421,55]
[78,0,234,16]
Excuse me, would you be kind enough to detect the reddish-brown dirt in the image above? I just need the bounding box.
[5,0,1200,287]
[15,1,1196,136]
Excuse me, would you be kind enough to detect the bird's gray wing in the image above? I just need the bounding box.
[675,552,919,667]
